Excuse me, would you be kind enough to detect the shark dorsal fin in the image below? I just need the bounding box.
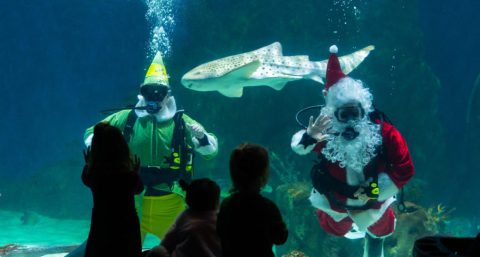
[268,42,283,56]
[218,87,244,97]
[225,60,261,78]
[254,42,283,58]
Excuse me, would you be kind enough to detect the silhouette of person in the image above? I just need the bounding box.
[146,178,221,257]
[83,123,144,257]
[217,143,288,257]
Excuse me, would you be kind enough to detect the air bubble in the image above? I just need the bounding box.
[145,0,176,57]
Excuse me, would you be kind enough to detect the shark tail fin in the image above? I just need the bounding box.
[310,45,375,79]
[339,45,375,74]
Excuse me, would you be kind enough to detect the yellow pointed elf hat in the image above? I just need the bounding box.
[142,51,169,87]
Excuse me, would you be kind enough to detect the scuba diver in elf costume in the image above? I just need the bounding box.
[291,45,414,257]
[84,52,218,243]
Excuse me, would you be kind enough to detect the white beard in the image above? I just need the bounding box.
[321,117,382,172]
[135,95,177,122]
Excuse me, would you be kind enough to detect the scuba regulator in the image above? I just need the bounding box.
[339,126,360,141]
[145,101,161,114]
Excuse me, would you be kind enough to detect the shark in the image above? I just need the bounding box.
[181,42,375,97]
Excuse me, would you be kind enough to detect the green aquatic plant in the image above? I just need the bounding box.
[425,203,456,232]
[386,202,456,257]
[386,202,434,257]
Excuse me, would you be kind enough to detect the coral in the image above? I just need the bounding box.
[425,204,455,233]
[0,244,19,255]
[385,201,455,257]
[282,250,309,257]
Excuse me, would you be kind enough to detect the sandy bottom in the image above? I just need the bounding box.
[0,210,160,256]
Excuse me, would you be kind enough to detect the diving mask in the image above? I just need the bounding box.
[140,84,170,102]
[334,104,365,123]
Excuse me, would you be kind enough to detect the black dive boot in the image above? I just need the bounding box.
[363,234,385,257]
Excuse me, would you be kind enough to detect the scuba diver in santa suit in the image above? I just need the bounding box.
[291,45,414,257]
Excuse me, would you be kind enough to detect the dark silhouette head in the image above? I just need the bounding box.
[229,143,269,193]
[88,122,133,173]
[179,178,220,212]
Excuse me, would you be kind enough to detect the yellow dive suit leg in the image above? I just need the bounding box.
[138,193,185,242]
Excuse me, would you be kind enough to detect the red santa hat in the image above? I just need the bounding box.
[325,45,346,91]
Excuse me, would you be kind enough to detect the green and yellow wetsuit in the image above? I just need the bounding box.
[84,109,217,241]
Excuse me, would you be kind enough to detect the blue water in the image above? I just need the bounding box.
[0,0,149,178]
[419,0,480,211]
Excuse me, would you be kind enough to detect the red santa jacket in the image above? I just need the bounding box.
[311,119,414,212]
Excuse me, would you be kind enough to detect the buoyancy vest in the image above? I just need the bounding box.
[310,108,388,210]
[123,110,194,192]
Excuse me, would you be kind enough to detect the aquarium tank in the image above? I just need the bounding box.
[0,0,479,256]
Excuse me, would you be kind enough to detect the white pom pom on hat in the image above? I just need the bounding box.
[329,45,338,54]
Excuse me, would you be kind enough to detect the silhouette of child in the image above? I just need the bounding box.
[82,123,144,257]
[146,178,221,257]
[217,143,288,257]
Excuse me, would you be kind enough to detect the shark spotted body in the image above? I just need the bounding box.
[181,42,374,97]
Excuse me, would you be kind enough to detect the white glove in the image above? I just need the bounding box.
[186,124,206,139]
[307,114,332,142]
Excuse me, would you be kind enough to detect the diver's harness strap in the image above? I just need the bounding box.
[311,148,382,211]
[124,109,138,143]
[168,110,195,184]
[139,167,180,184]
[123,110,194,195]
